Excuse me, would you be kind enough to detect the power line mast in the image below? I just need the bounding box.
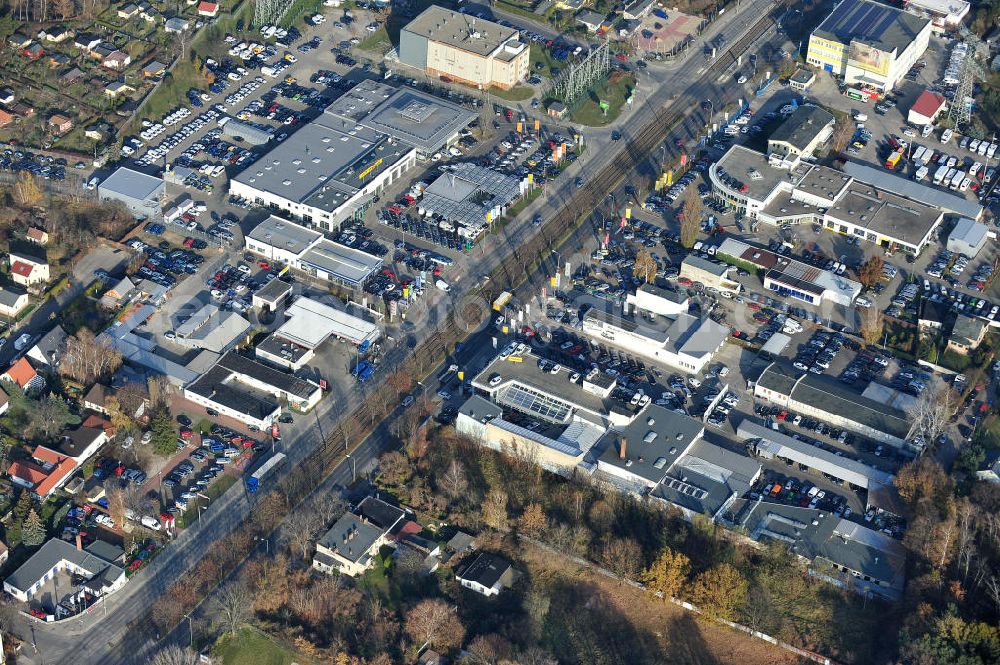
[946,26,984,130]
[254,0,291,28]
[550,35,611,105]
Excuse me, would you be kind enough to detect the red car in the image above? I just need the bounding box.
[677,277,693,286]
[615,53,627,62]
[179,429,193,439]
[183,237,195,248]
[257,260,270,270]
[29,608,47,619]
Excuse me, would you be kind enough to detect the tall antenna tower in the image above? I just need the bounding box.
[550,36,612,104]
[946,26,984,129]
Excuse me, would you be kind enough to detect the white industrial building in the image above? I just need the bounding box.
[173,303,252,354]
[581,305,729,374]
[245,215,383,289]
[230,80,475,231]
[184,350,323,429]
[97,167,165,219]
[625,283,689,318]
[256,297,380,370]
[710,147,948,256]
[904,0,970,30]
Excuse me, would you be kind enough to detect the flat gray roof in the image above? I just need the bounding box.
[232,118,408,213]
[99,167,163,201]
[813,0,929,53]
[252,277,293,305]
[714,145,792,203]
[299,239,382,286]
[247,215,322,254]
[950,217,987,245]
[669,313,730,358]
[738,420,894,489]
[842,160,983,220]
[654,440,760,516]
[682,254,730,277]
[364,88,477,153]
[828,182,942,248]
[276,297,379,348]
[403,6,518,57]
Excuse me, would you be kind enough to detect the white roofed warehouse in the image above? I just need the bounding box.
[256,296,380,370]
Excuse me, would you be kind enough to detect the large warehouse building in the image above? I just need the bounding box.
[806,0,932,92]
[230,80,475,231]
[399,6,530,90]
[98,167,165,219]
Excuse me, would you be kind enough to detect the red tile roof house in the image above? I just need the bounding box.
[197,0,219,16]
[907,90,948,126]
[1,357,46,393]
[8,251,50,286]
[23,43,44,59]
[8,446,78,499]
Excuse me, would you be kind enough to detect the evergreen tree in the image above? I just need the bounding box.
[150,409,177,456]
[22,509,46,547]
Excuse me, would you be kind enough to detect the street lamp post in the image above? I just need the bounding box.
[184,613,194,649]
[703,100,714,130]
[345,453,357,482]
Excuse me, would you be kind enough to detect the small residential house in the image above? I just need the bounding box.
[24,43,45,60]
[8,445,78,499]
[948,314,988,355]
[26,227,49,245]
[47,53,71,67]
[0,88,14,105]
[81,382,150,420]
[164,17,190,33]
[105,81,134,98]
[0,110,13,128]
[918,299,949,334]
[547,101,567,119]
[977,450,1000,484]
[2,357,45,393]
[140,5,157,21]
[74,33,102,51]
[56,426,108,462]
[103,50,131,71]
[26,325,67,369]
[9,245,50,286]
[93,43,116,59]
[100,276,135,309]
[8,34,32,49]
[8,102,33,118]
[576,9,606,32]
[0,542,8,567]
[0,284,29,317]
[456,552,514,597]
[60,68,86,85]
[312,497,406,577]
[142,61,167,78]
[85,123,111,141]
[48,113,73,136]
[41,26,72,43]
[197,0,218,16]
[117,3,140,18]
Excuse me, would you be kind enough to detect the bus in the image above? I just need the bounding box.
[246,452,287,493]
[492,291,513,311]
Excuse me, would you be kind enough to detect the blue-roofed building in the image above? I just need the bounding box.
[807,0,931,91]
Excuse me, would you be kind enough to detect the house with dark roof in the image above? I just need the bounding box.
[918,298,949,332]
[313,510,394,577]
[4,538,126,602]
[947,314,987,355]
[767,105,836,160]
[26,325,67,368]
[0,283,29,317]
[597,405,705,489]
[456,552,514,597]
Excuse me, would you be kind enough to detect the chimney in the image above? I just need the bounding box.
[618,436,627,460]
[76,533,83,551]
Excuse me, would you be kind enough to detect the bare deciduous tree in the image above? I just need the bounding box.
[679,186,701,249]
[212,580,252,636]
[859,307,883,346]
[440,458,468,502]
[151,645,199,665]
[283,509,325,560]
[404,598,464,651]
[907,384,954,445]
[482,488,509,531]
[633,249,657,283]
[60,330,123,384]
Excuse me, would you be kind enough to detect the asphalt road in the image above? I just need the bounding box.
[15,1,777,662]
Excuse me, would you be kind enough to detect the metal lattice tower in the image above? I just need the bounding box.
[946,27,984,129]
[550,37,612,104]
[254,0,292,27]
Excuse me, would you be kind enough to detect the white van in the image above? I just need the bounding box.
[852,111,868,122]
[723,125,739,136]
[435,279,451,292]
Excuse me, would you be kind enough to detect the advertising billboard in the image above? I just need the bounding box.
[849,42,889,74]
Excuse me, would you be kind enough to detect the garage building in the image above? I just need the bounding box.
[907,90,947,126]
[946,217,988,258]
[221,118,272,145]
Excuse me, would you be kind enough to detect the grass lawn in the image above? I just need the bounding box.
[530,43,562,78]
[176,474,237,528]
[214,627,316,665]
[489,85,535,102]
[569,73,635,126]
[357,25,391,52]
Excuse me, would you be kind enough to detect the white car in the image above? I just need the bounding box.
[736,75,747,84]
[855,296,871,308]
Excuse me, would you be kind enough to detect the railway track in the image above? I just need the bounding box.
[551,1,786,229]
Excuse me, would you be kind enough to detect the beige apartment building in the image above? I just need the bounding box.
[400,6,530,90]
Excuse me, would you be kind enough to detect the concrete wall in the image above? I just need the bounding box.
[398,28,428,70]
